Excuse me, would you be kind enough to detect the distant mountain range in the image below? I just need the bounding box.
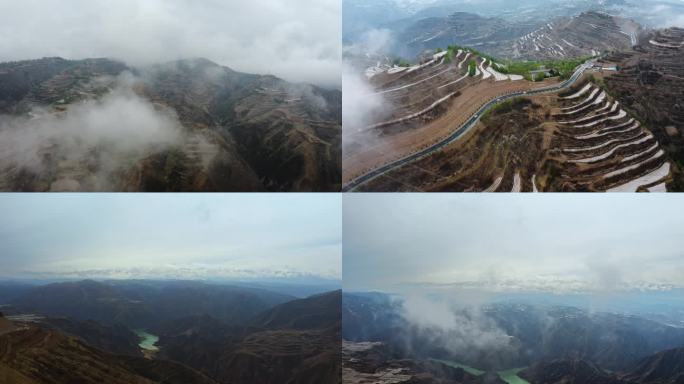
[0,57,341,191]
[342,292,684,383]
[0,280,341,383]
[347,9,638,61]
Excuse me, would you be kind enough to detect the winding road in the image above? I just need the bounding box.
[343,59,596,192]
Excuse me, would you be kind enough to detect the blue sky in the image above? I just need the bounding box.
[0,194,341,281]
[344,194,684,293]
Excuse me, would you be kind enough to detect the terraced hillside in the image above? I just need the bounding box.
[396,11,534,59]
[392,11,637,61]
[344,48,539,185]
[603,27,684,188]
[509,11,639,60]
[366,49,525,131]
[343,340,486,384]
[0,317,217,384]
[0,57,341,192]
[353,78,673,192]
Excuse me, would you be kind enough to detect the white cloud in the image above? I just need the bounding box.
[0,0,341,86]
[0,194,342,280]
[0,74,183,190]
[344,194,684,292]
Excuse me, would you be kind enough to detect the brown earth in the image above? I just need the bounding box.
[0,325,217,384]
[343,64,561,184]
[358,77,673,192]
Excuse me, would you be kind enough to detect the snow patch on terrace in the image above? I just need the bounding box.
[368,88,462,128]
[487,66,508,81]
[365,64,387,79]
[568,135,655,163]
[607,162,670,192]
[561,101,620,124]
[484,176,503,192]
[562,39,579,49]
[433,50,449,60]
[424,30,445,43]
[561,101,610,123]
[560,89,601,114]
[511,173,521,192]
[575,120,638,139]
[573,110,627,128]
[437,73,468,89]
[486,64,522,81]
[649,40,683,48]
[387,66,408,74]
[564,132,648,153]
[479,58,492,80]
[621,142,660,163]
[648,182,667,192]
[407,56,442,74]
[372,67,451,95]
[457,52,472,69]
[562,83,592,100]
[604,149,664,179]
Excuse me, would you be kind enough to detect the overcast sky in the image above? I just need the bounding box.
[344,194,684,293]
[0,194,341,281]
[0,0,340,87]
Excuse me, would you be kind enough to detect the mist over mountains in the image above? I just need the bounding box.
[0,57,341,191]
[0,0,341,87]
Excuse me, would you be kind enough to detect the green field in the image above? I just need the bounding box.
[493,56,589,80]
[432,44,590,81]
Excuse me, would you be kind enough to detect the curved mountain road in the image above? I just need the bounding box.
[343,59,596,192]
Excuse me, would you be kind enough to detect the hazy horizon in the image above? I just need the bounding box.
[0,194,342,281]
[344,194,684,293]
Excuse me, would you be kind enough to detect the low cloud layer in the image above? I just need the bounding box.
[342,63,387,155]
[0,0,341,87]
[382,290,518,368]
[342,29,394,162]
[0,74,183,190]
[400,293,512,353]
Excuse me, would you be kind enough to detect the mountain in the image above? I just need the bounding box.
[12,280,295,327]
[252,289,341,330]
[394,12,534,59]
[0,57,341,192]
[342,293,684,372]
[342,292,405,342]
[516,349,684,384]
[391,11,636,60]
[507,11,638,60]
[486,305,684,371]
[603,27,684,188]
[622,348,684,384]
[520,359,626,384]
[343,340,491,384]
[0,283,37,303]
[39,316,143,357]
[156,290,342,384]
[0,319,217,384]
[3,285,342,383]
